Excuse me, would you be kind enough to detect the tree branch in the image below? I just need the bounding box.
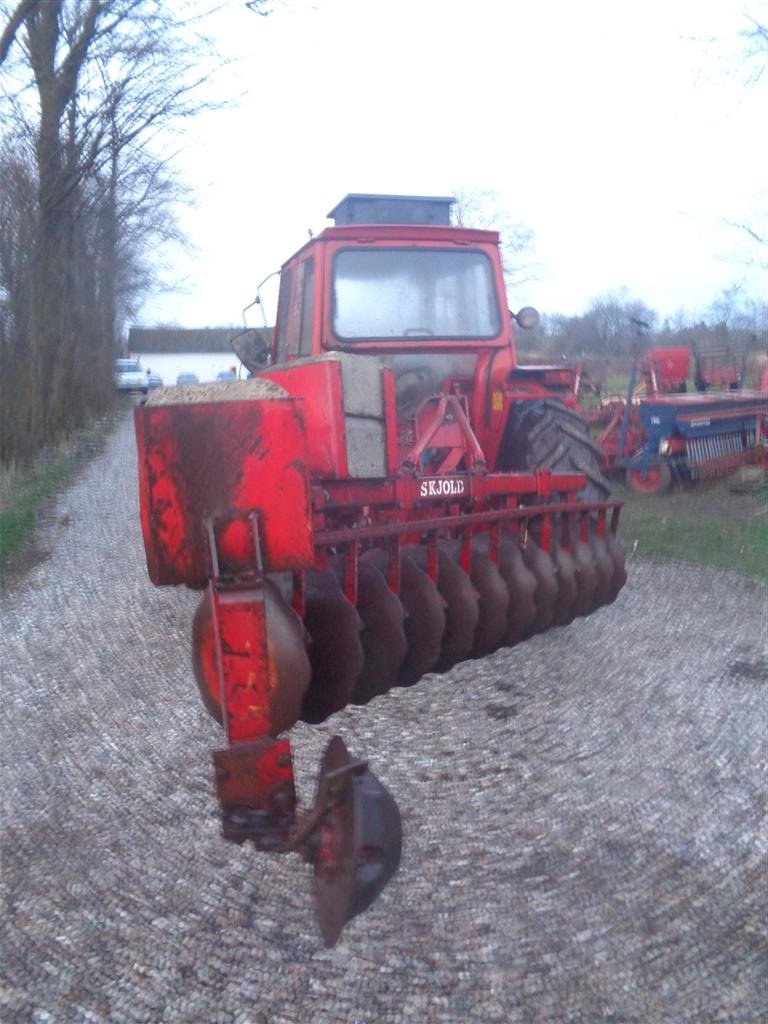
[0,0,38,65]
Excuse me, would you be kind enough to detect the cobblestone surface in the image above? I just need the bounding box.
[2,413,767,1024]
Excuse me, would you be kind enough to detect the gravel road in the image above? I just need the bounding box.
[2,412,766,1024]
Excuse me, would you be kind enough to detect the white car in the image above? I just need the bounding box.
[115,357,148,395]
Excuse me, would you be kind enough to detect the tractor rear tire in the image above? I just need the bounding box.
[498,399,610,503]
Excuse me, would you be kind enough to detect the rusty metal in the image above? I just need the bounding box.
[301,568,364,724]
[464,543,510,656]
[362,547,446,685]
[345,559,407,704]
[310,736,402,948]
[135,399,313,586]
[213,738,296,849]
[404,543,480,670]
[282,749,369,855]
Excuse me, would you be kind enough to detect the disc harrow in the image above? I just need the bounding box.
[132,192,631,945]
[286,512,627,725]
[136,386,627,946]
[190,511,626,731]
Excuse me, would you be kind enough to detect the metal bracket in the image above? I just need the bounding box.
[214,737,296,849]
[282,758,369,856]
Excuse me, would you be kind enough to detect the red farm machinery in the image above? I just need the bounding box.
[588,344,768,493]
[134,194,627,945]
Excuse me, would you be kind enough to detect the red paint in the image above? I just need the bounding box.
[135,398,313,585]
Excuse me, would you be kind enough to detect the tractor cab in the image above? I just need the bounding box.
[235,196,598,477]
[266,195,516,422]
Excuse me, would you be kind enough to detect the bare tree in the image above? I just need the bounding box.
[740,12,767,84]
[0,0,34,64]
[716,9,768,266]
[0,0,224,462]
[545,289,657,358]
[451,185,536,289]
[0,137,38,459]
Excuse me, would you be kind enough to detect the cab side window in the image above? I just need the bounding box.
[274,267,293,365]
[299,259,315,357]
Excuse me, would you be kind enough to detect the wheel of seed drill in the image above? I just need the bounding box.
[360,547,446,687]
[626,461,672,495]
[495,534,538,645]
[497,398,611,503]
[550,540,579,627]
[521,537,559,636]
[404,543,479,671]
[312,736,402,948]
[191,578,310,734]
[335,558,407,705]
[300,569,365,724]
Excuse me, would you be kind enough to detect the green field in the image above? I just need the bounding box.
[615,475,767,580]
[583,373,767,580]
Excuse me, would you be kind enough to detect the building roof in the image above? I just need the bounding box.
[127,327,241,353]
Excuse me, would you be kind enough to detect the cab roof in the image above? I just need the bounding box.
[327,193,454,226]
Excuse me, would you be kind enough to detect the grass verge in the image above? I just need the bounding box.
[0,411,121,568]
[616,477,768,580]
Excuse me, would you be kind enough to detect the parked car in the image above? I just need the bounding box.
[146,369,163,390]
[216,369,238,381]
[176,372,199,386]
[115,357,148,395]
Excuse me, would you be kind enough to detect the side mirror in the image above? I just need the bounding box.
[230,327,273,372]
[512,306,540,330]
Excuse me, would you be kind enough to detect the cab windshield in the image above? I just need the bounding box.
[332,248,502,341]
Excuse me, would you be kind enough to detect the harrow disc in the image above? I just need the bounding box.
[550,541,578,627]
[301,569,365,724]
[522,539,558,636]
[344,560,407,705]
[361,548,446,687]
[496,535,538,644]
[461,538,510,657]
[191,578,310,734]
[589,530,615,608]
[312,736,402,947]
[605,530,628,603]
[569,535,599,618]
[405,544,479,671]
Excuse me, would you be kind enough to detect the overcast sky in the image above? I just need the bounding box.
[138,0,767,329]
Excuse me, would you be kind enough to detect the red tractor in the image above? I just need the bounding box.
[134,194,626,945]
